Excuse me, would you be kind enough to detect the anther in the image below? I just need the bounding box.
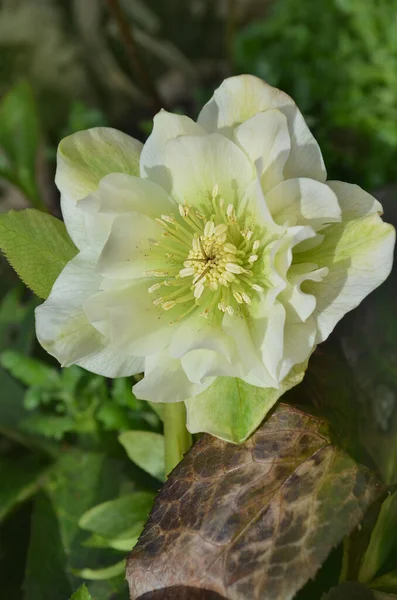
[162,301,176,310]
[148,283,162,293]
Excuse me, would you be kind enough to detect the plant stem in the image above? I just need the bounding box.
[105,0,163,113]
[163,402,192,476]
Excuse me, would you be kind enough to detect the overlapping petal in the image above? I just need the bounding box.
[35,251,143,377]
[56,128,142,249]
[197,74,326,182]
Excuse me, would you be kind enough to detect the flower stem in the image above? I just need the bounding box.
[163,402,192,476]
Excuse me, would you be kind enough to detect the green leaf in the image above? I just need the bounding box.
[79,492,155,540]
[359,491,397,584]
[0,456,47,522]
[72,560,126,581]
[20,414,75,440]
[83,528,140,552]
[0,209,77,298]
[371,571,397,594]
[23,492,73,600]
[185,363,306,443]
[0,350,60,388]
[0,82,41,205]
[42,449,129,600]
[70,585,93,600]
[119,431,165,481]
[321,582,375,599]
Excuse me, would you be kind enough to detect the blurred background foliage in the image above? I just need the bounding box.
[0,1,397,599]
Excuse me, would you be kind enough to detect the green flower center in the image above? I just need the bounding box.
[146,186,266,318]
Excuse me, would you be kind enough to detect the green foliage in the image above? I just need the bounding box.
[70,585,93,600]
[0,456,47,522]
[119,431,165,481]
[0,209,77,298]
[79,492,154,540]
[359,492,397,584]
[235,0,397,188]
[0,81,42,206]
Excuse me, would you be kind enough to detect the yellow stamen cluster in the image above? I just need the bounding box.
[146,186,265,318]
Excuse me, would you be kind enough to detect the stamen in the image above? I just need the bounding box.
[225,263,245,274]
[162,301,176,310]
[194,282,205,299]
[148,283,162,293]
[179,267,195,277]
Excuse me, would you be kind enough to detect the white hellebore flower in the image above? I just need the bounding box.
[36,75,395,443]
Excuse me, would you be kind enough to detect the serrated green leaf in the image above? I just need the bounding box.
[0,350,60,388]
[359,491,397,584]
[119,431,165,481]
[0,209,77,298]
[70,585,93,600]
[72,560,126,581]
[79,492,154,540]
[0,81,41,205]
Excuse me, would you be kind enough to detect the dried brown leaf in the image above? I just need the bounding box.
[127,404,381,600]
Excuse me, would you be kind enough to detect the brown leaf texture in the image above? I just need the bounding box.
[127,404,381,600]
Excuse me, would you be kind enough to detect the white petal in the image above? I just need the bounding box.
[35,251,142,377]
[169,316,237,361]
[248,301,286,382]
[79,174,177,254]
[233,109,291,193]
[283,263,329,322]
[279,316,317,381]
[222,312,276,387]
[98,213,164,279]
[133,352,213,403]
[181,349,238,384]
[266,178,341,230]
[197,74,326,182]
[140,110,206,178]
[149,133,254,208]
[56,128,142,249]
[301,214,395,343]
[327,181,383,221]
[83,280,175,357]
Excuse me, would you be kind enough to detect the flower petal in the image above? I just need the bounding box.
[327,181,383,221]
[35,251,143,377]
[266,178,341,230]
[98,213,164,279]
[78,174,177,254]
[148,133,254,209]
[134,352,213,404]
[83,280,176,357]
[184,362,307,443]
[233,109,291,193]
[169,316,237,361]
[300,214,395,343]
[181,349,239,383]
[197,74,326,182]
[56,128,142,249]
[140,110,206,178]
[222,312,276,387]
